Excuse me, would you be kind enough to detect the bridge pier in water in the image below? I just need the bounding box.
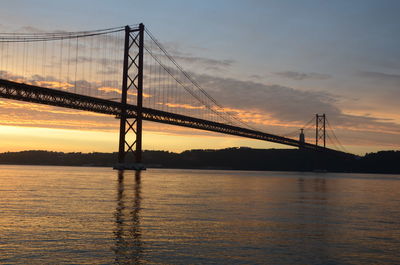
[115,24,145,170]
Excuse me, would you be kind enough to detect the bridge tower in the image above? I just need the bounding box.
[315,114,326,148]
[118,24,144,168]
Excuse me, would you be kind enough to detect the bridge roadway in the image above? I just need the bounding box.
[0,79,343,154]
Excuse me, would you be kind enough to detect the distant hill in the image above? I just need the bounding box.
[0,148,399,174]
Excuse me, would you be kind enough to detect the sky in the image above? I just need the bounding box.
[0,0,399,155]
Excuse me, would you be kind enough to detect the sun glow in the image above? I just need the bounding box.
[0,124,285,154]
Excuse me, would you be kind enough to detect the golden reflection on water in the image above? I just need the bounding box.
[114,170,143,264]
[0,166,399,264]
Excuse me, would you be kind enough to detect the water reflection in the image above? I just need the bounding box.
[297,177,327,199]
[114,170,143,264]
[293,177,331,263]
[1,166,399,264]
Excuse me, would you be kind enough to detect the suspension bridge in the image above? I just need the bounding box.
[0,24,350,169]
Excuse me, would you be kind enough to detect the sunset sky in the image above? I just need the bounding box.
[0,0,399,155]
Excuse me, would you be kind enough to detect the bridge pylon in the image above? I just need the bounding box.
[117,24,145,170]
[315,113,326,148]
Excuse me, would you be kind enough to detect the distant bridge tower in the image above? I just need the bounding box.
[118,24,144,168]
[315,114,326,148]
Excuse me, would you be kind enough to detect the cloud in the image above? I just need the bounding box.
[249,74,263,80]
[359,71,400,84]
[1,63,399,150]
[375,60,400,70]
[172,55,234,70]
[0,98,116,131]
[356,71,400,103]
[97,68,120,75]
[192,73,400,139]
[17,26,45,33]
[145,40,234,72]
[150,52,234,72]
[162,103,205,110]
[195,74,338,121]
[0,98,220,138]
[274,71,331,80]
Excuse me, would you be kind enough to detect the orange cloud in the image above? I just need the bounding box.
[98,86,152,98]
[97,86,120,94]
[33,81,74,90]
[163,103,205,110]
[216,106,303,129]
[0,100,106,117]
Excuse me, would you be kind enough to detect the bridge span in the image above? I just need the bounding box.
[0,23,351,168]
[0,78,335,153]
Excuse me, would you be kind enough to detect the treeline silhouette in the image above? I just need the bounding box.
[0,148,399,174]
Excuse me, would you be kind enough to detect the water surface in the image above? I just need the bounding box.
[1,165,399,264]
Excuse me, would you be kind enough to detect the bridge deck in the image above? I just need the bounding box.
[0,79,343,154]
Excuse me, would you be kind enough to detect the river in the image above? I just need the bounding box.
[0,165,399,264]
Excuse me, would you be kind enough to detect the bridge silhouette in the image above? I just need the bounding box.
[0,24,349,168]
